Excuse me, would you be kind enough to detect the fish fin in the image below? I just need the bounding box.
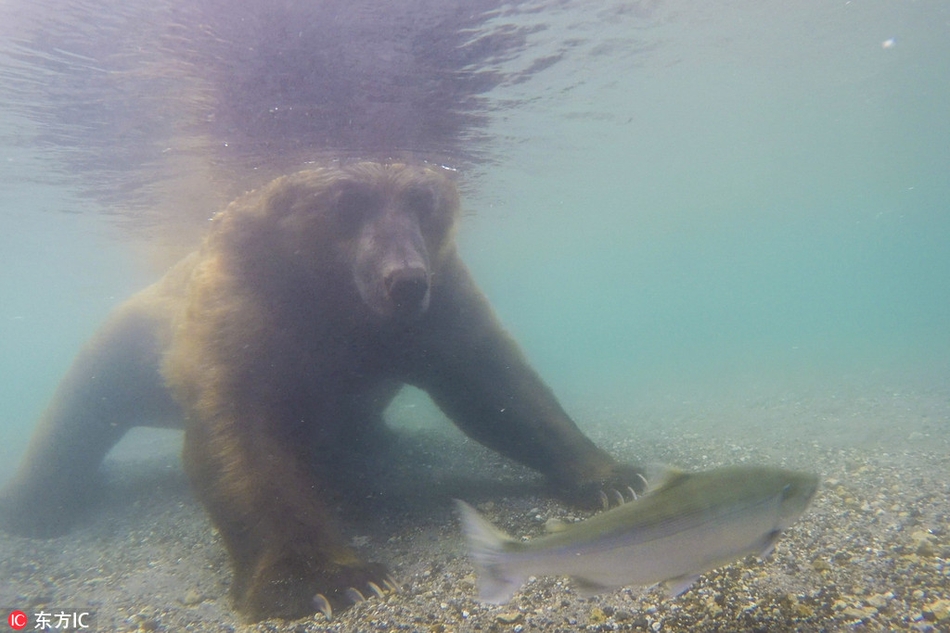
[454,500,525,604]
[642,463,688,494]
[665,574,700,597]
[756,529,782,560]
[571,576,614,598]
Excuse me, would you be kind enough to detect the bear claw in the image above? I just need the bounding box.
[601,486,641,511]
[312,572,395,620]
[345,587,367,603]
[313,594,333,620]
[385,575,399,592]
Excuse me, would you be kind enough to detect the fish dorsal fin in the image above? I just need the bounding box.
[643,464,689,494]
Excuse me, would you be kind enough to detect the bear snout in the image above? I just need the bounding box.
[385,267,430,316]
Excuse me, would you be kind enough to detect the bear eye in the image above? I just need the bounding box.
[404,186,437,218]
[333,186,378,234]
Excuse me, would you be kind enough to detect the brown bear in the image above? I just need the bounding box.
[0,162,644,621]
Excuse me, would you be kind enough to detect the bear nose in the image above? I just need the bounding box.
[385,268,430,313]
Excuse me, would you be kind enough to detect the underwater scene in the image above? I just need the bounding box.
[1,1,948,631]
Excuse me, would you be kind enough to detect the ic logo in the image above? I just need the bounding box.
[7,610,28,630]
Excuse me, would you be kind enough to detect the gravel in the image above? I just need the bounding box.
[2,372,948,632]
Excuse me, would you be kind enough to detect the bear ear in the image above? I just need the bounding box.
[247,175,314,221]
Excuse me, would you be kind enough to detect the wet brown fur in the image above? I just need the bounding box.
[1,162,643,621]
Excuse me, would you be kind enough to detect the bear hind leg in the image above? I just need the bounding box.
[0,306,179,537]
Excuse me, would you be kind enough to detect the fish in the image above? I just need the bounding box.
[455,465,819,604]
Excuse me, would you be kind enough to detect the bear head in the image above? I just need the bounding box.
[207,162,461,323]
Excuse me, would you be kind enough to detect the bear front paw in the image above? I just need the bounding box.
[310,561,397,620]
[559,462,649,511]
[237,556,394,622]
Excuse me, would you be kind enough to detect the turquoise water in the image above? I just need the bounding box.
[459,0,950,407]
[0,156,152,477]
[1,0,948,476]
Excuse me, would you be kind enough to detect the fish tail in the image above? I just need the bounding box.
[454,499,525,604]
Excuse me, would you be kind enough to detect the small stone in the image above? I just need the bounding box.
[613,609,634,622]
[703,595,722,617]
[131,614,160,632]
[588,607,607,624]
[867,593,893,609]
[180,589,204,606]
[794,603,814,617]
[496,611,523,624]
[923,599,950,622]
[812,559,832,572]
[909,530,936,557]
[842,605,876,620]
[918,542,936,557]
